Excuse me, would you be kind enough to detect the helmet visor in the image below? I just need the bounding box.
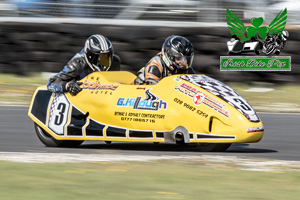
[98,53,112,68]
[175,55,193,70]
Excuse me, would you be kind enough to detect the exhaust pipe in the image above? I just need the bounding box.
[175,132,184,144]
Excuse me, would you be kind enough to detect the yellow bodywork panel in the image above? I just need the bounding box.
[28,72,264,144]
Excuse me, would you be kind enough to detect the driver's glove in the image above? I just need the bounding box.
[65,80,82,96]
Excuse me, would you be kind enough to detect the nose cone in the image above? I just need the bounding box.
[237,121,264,143]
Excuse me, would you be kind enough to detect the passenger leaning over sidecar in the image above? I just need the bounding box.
[47,34,121,96]
[134,35,195,85]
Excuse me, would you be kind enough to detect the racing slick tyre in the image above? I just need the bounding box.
[195,143,231,152]
[34,123,84,147]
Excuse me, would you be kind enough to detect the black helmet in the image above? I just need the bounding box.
[84,34,113,71]
[162,35,194,74]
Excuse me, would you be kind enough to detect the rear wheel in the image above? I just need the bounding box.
[194,143,231,152]
[34,123,84,147]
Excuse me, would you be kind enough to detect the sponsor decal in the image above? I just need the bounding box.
[173,77,181,83]
[117,89,167,111]
[114,111,165,123]
[179,75,260,122]
[175,83,229,117]
[193,93,205,105]
[174,98,208,118]
[136,86,146,90]
[82,80,119,91]
[221,8,291,71]
[247,126,264,133]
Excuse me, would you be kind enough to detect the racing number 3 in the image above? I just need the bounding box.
[48,93,70,135]
[54,103,66,125]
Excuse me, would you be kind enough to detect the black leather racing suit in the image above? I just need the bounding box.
[47,48,121,93]
[134,52,195,85]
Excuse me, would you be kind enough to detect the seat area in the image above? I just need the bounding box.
[98,71,137,85]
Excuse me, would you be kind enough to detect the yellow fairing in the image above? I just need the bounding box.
[28,71,264,144]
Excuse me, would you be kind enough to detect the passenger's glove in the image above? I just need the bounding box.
[66,81,82,96]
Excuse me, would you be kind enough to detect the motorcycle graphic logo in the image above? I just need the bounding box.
[226,8,288,55]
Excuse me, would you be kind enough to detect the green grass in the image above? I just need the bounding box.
[0,73,47,105]
[0,160,300,200]
[229,83,300,112]
[0,73,299,112]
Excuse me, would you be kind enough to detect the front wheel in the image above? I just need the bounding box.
[194,143,231,152]
[34,123,84,147]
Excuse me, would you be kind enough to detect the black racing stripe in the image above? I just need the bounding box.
[30,90,52,124]
[106,126,126,137]
[129,130,153,138]
[86,118,105,137]
[197,134,235,139]
[189,133,194,139]
[67,106,87,136]
[156,132,164,138]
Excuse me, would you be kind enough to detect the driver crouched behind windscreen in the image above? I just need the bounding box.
[47,34,121,96]
[133,35,195,85]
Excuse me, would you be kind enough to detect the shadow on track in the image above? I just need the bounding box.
[227,143,277,153]
[77,142,277,153]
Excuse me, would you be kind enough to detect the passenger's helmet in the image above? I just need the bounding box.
[84,34,113,71]
[162,35,194,74]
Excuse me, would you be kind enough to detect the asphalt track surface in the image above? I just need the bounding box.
[0,105,299,161]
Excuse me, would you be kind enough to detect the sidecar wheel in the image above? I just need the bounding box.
[34,123,84,147]
[195,143,231,152]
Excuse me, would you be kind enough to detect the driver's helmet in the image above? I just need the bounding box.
[162,35,194,74]
[84,34,113,71]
